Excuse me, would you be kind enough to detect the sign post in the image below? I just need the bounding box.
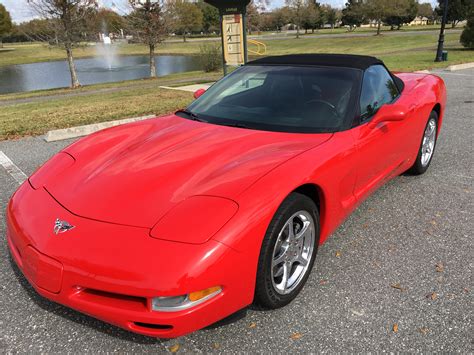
[204,0,251,75]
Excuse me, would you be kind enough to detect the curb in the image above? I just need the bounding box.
[44,114,156,142]
[446,62,474,71]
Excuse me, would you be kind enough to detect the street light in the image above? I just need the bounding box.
[435,0,449,62]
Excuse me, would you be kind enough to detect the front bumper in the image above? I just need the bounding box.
[6,182,252,338]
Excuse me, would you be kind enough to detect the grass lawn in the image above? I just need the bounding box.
[0,85,194,140]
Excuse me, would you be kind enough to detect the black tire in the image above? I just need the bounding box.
[406,110,439,175]
[254,192,320,309]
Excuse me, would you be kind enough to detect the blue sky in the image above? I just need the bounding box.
[1,0,436,23]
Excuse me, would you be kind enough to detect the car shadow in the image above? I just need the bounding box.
[8,255,248,343]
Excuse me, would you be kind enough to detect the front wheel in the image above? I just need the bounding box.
[254,193,319,309]
[407,111,439,175]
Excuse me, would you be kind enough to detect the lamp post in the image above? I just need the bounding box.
[435,0,449,62]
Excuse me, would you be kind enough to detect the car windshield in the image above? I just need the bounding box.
[184,65,362,133]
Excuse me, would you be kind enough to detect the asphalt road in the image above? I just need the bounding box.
[0,69,473,353]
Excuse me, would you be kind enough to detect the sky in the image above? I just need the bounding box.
[0,0,437,23]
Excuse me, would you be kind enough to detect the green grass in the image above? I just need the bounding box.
[0,85,194,140]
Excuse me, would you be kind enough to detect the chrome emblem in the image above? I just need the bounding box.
[54,219,75,235]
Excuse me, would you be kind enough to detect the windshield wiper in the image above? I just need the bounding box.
[217,122,250,129]
[176,109,208,123]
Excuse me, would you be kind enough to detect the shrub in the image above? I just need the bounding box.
[199,42,222,72]
[460,12,474,49]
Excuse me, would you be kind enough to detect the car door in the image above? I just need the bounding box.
[351,65,406,201]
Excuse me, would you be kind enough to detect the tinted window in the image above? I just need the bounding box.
[359,65,399,121]
[185,65,362,133]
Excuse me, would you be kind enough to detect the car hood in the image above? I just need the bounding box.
[46,115,332,228]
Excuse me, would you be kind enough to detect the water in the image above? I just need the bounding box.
[0,55,203,94]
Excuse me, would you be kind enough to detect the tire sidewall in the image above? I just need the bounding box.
[255,193,320,309]
[411,111,439,175]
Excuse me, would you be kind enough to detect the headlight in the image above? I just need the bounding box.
[150,196,238,244]
[151,286,222,312]
[29,152,75,189]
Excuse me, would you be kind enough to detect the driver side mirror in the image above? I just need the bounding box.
[369,104,406,128]
[193,88,206,99]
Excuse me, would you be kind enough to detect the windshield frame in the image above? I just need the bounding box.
[183,64,363,134]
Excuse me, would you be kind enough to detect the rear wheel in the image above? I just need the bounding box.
[407,111,438,175]
[254,193,319,309]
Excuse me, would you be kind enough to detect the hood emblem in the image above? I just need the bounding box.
[54,219,75,235]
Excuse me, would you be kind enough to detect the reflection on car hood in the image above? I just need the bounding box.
[46,114,333,228]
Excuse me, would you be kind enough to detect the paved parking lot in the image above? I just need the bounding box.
[0,69,473,352]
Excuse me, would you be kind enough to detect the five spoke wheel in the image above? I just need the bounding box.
[271,211,315,295]
[421,118,437,167]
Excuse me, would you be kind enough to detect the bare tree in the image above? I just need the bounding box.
[286,0,306,38]
[128,0,167,78]
[28,0,97,88]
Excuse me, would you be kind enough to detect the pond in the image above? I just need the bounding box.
[0,55,203,94]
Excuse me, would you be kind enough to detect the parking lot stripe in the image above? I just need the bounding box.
[0,151,28,185]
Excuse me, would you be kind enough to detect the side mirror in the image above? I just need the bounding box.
[193,88,206,99]
[369,104,406,128]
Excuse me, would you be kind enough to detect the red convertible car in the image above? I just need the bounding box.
[7,54,446,338]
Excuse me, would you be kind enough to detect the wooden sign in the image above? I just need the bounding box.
[222,14,244,66]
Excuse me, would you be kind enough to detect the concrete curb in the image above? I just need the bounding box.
[446,62,474,71]
[160,83,213,93]
[44,114,156,142]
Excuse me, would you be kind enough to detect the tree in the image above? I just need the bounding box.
[286,0,306,38]
[15,19,56,42]
[418,2,435,22]
[460,11,474,48]
[0,4,13,48]
[383,0,418,30]
[269,7,293,31]
[196,0,219,33]
[128,0,167,78]
[167,0,203,42]
[436,0,473,28]
[301,2,320,33]
[321,4,339,29]
[89,8,127,38]
[365,0,393,35]
[27,0,97,89]
[341,0,367,31]
[247,1,261,34]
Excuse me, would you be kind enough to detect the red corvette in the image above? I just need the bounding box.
[7,54,446,338]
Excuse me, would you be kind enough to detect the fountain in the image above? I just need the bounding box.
[95,21,119,70]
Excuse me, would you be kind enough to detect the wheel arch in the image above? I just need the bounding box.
[432,103,442,136]
[292,183,326,243]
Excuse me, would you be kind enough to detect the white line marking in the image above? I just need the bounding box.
[0,151,28,185]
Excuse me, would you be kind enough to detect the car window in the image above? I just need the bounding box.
[186,65,362,134]
[359,65,399,121]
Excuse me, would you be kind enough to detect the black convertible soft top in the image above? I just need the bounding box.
[248,54,383,70]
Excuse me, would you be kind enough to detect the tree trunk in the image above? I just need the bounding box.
[65,44,80,89]
[149,43,156,78]
[183,32,187,42]
[377,20,382,35]
[296,25,300,38]
[451,22,456,28]
[0,39,3,48]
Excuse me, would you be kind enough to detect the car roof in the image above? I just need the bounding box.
[247,54,383,70]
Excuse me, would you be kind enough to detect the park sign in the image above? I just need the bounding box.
[204,0,250,15]
[204,0,251,69]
